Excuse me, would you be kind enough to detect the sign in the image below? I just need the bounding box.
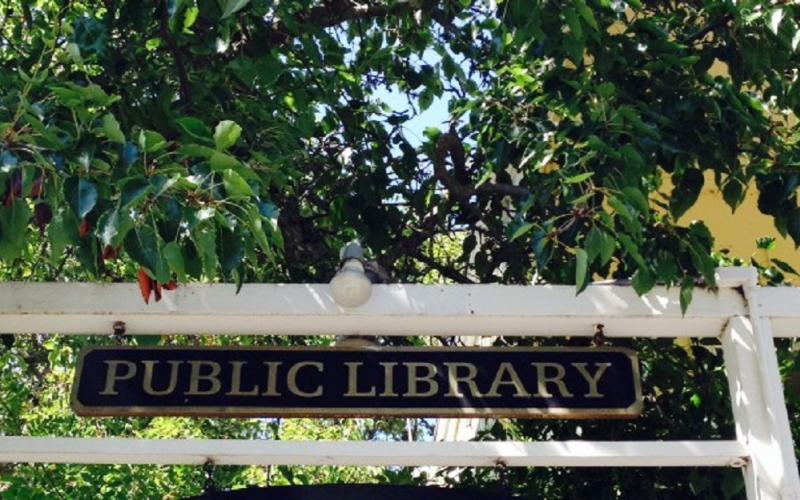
[72,346,642,418]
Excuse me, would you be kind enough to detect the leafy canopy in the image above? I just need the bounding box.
[1,0,800,497]
[1,0,798,299]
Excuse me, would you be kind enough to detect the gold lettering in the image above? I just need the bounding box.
[444,362,483,398]
[142,360,182,396]
[261,361,282,396]
[100,360,137,395]
[186,361,222,396]
[344,362,377,397]
[227,361,260,396]
[486,362,530,398]
[404,362,439,397]
[379,362,398,397]
[571,362,611,398]
[531,362,573,398]
[287,361,323,398]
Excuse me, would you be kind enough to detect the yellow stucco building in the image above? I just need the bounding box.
[678,172,799,270]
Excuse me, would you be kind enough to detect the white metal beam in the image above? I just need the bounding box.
[0,437,747,468]
[722,316,800,499]
[752,287,800,338]
[0,282,746,337]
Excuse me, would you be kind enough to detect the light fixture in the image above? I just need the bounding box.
[330,241,373,308]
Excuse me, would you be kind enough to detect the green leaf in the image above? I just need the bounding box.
[183,6,200,32]
[179,144,217,158]
[564,172,594,184]
[655,251,679,283]
[722,177,745,212]
[221,0,251,19]
[632,267,656,295]
[124,225,162,276]
[722,470,744,500]
[65,178,99,218]
[618,106,659,139]
[787,208,800,248]
[97,207,133,247]
[532,230,553,270]
[620,145,645,173]
[680,276,694,315]
[509,221,535,242]
[756,236,776,251]
[596,82,615,99]
[670,169,704,219]
[599,230,615,265]
[576,0,599,30]
[214,120,242,150]
[0,200,32,261]
[138,130,167,154]
[176,117,213,142]
[564,7,583,40]
[222,169,253,198]
[608,195,634,222]
[584,226,603,263]
[120,177,153,207]
[210,152,241,171]
[688,223,716,287]
[575,248,589,294]
[771,258,798,276]
[192,225,218,279]
[47,213,70,263]
[163,241,187,282]
[419,87,434,111]
[218,228,244,278]
[247,205,273,259]
[135,335,161,346]
[618,233,647,268]
[101,113,125,144]
[622,187,650,215]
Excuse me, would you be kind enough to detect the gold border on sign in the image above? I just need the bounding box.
[71,346,643,419]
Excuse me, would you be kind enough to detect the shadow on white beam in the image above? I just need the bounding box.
[0,437,747,468]
[0,282,746,337]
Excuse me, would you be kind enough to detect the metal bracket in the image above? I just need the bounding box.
[111,321,126,344]
[592,324,606,347]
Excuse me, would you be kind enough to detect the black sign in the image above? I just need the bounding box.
[72,346,642,418]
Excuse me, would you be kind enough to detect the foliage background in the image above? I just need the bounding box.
[1,0,799,497]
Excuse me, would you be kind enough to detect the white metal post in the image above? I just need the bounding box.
[722,269,800,499]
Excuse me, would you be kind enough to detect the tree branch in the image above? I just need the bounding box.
[159,0,192,106]
[434,131,531,201]
[684,13,733,44]
[413,251,475,284]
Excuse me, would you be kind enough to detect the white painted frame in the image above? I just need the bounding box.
[0,267,797,499]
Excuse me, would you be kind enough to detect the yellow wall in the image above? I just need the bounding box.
[670,58,798,268]
[676,171,800,268]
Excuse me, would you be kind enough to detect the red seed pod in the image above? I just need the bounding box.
[102,245,118,261]
[163,280,178,291]
[138,268,153,304]
[33,203,53,232]
[79,218,91,237]
[29,175,44,199]
[3,172,22,207]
